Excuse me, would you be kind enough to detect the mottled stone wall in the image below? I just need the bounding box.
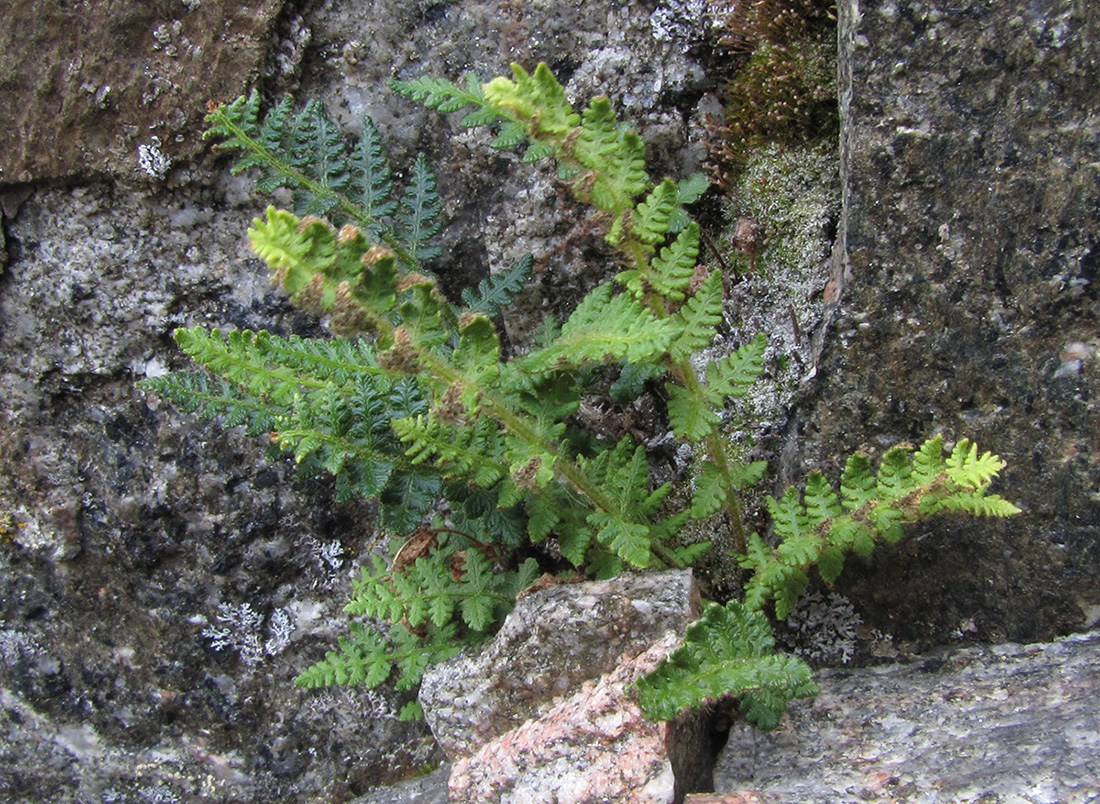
[1,0,1098,802]
[786,0,1100,647]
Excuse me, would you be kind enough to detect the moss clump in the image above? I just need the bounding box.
[707,0,839,186]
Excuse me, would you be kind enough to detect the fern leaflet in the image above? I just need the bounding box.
[395,153,443,263]
[520,284,680,372]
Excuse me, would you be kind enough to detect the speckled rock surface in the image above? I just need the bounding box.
[0,0,286,184]
[0,183,442,803]
[781,0,1100,648]
[448,632,703,804]
[419,570,702,759]
[714,630,1100,804]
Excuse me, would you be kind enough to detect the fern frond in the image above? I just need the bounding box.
[288,99,350,216]
[572,97,620,172]
[203,90,264,156]
[666,383,721,443]
[742,436,1018,619]
[444,481,527,548]
[483,63,580,139]
[589,511,652,568]
[378,471,442,534]
[350,116,397,236]
[138,371,278,436]
[938,489,1022,517]
[393,414,507,487]
[839,452,876,511]
[668,269,723,360]
[631,179,679,245]
[668,333,766,442]
[708,332,767,398]
[172,327,322,405]
[391,72,486,115]
[254,334,381,386]
[635,601,817,728]
[205,94,439,269]
[653,222,703,300]
[461,254,534,317]
[348,537,535,636]
[945,439,1009,489]
[295,621,392,688]
[667,173,711,233]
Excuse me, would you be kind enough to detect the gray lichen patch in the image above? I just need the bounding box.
[708,142,840,458]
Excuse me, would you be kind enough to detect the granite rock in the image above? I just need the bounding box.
[448,632,705,804]
[713,630,1100,804]
[419,570,702,759]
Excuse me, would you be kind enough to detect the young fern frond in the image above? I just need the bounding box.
[740,436,1020,618]
[483,63,581,141]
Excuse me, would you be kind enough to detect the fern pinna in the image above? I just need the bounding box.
[141,65,1019,728]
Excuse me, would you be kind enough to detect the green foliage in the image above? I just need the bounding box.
[145,66,1019,731]
[739,436,1021,619]
[203,90,440,265]
[635,600,818,729]
[637,436,1019,726]
[297,533,540,694]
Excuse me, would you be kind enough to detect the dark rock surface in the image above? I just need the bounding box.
[783,0,1100,648]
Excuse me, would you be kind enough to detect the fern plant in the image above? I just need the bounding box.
[635,435,1020,728]
[140,65,1019,729]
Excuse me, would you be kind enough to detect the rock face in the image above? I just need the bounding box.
[783,0,1100,647]
[713,630,1100,803]
[418,573,711,804]
[1,0,1099,801]
[0,3,720,801]
[420,570,701,758]
[0,0,286,184]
